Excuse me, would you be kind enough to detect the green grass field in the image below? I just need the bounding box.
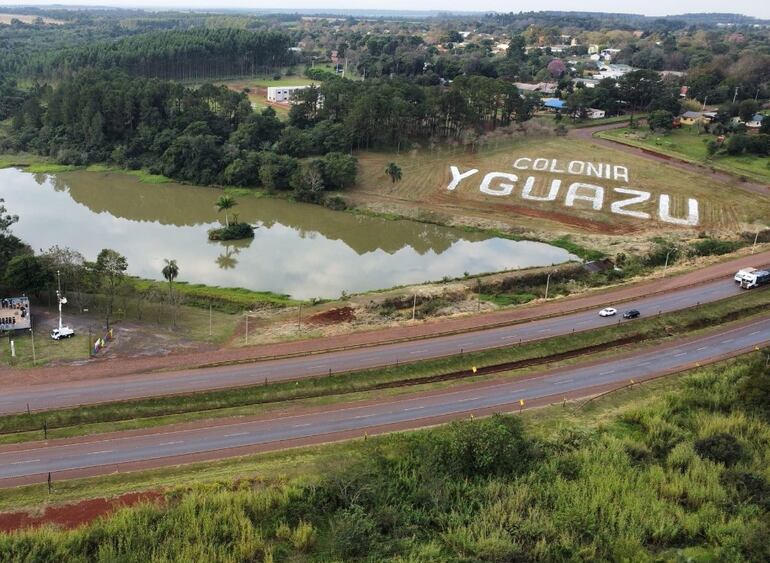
[599,126,770,183]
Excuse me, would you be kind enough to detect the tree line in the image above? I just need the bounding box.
[3,70,538,197]
[28,28,294,81]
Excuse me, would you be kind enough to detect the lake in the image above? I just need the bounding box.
[0,168,577,299]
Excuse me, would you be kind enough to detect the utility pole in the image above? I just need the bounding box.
[244,313,249,345]
[753,230,760,254]
[297,303,302,331]
[29,324,36,365]
[412,293,417,321]
[544,272,552,300]
[732,87,738,104]
[209,303,212,337]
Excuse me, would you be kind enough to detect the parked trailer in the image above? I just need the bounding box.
[740,270,770,289]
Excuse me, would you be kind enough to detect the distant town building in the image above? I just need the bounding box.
[543,98,566,111]
[586,108,606,119]
[267,85,312,103]
[747,114,765,129]
[594,64,633,80]
[514,82,558,94]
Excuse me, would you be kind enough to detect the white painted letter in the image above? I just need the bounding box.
[447,166,479,191]
[610,187,651,219]
[659,195,699,226]
[522,176,561,201]
[549,160,565,174]
[613,165,629,183]
[480,172,518,196]
[567,161,585,175]
[513,157,531,170]
[532,158,549,171]
[586,162,603,179]
[565,182,605,210]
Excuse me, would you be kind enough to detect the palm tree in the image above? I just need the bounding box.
[385,162,402,184]
[215,195,236,227]
[161,258,179,327]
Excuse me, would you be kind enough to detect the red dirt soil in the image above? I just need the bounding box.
[0,491,164,533]
[306,306,356,326]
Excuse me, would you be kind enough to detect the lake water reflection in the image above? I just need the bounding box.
[1,168,577,299]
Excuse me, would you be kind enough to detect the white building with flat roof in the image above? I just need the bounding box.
[266,85,312,103]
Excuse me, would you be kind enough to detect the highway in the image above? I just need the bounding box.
[0,273,766,415]
[1,316,768,486]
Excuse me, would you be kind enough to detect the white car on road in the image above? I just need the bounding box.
[599,307,617,317]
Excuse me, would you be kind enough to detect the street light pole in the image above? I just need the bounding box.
[30,325,36,365]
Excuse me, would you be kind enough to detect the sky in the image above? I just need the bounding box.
[2,1,770,20]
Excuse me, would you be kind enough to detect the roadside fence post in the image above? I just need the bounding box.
[43,420,47,440]
[47,472,52,494]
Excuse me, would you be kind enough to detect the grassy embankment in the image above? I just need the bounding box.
[599,125,770,184]
[1,350,769,561]
[1,286,768,445]
[0,156,170,183]
[351,132,770,235]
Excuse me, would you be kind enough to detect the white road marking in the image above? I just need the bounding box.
[637,361,651,367]
[292,423,311,428]
[552,378,574,385]
[224,432,248,437]
[404,406,425,411]
[599,370,614,375]
[159,441,184,446]
[673,352,687,357]
[721,339,734,344]
[10,459,40,465]
[696,346,707,351]
[88,450,113,455]
[750,331,761,336]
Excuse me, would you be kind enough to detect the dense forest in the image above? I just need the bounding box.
[2,69,543,187]
[29,29,295,81]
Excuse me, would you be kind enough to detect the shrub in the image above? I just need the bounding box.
[207,223,255,241]
[330,505,377,558]
[694,433,744,466]
[429,415,534,478]
[324,196,347,211]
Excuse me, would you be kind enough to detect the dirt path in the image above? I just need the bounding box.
[0,491,163,533]
[1,249,768,387]
[569,122,770,196]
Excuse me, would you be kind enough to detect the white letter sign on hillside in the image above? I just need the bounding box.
[445,157,700,227]
[480,172,517,196]
[447,166,479,191]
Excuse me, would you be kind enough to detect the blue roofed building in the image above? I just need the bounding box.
[543,98,566,111]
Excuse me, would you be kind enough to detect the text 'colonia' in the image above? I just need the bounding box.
[446,158,699,226]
